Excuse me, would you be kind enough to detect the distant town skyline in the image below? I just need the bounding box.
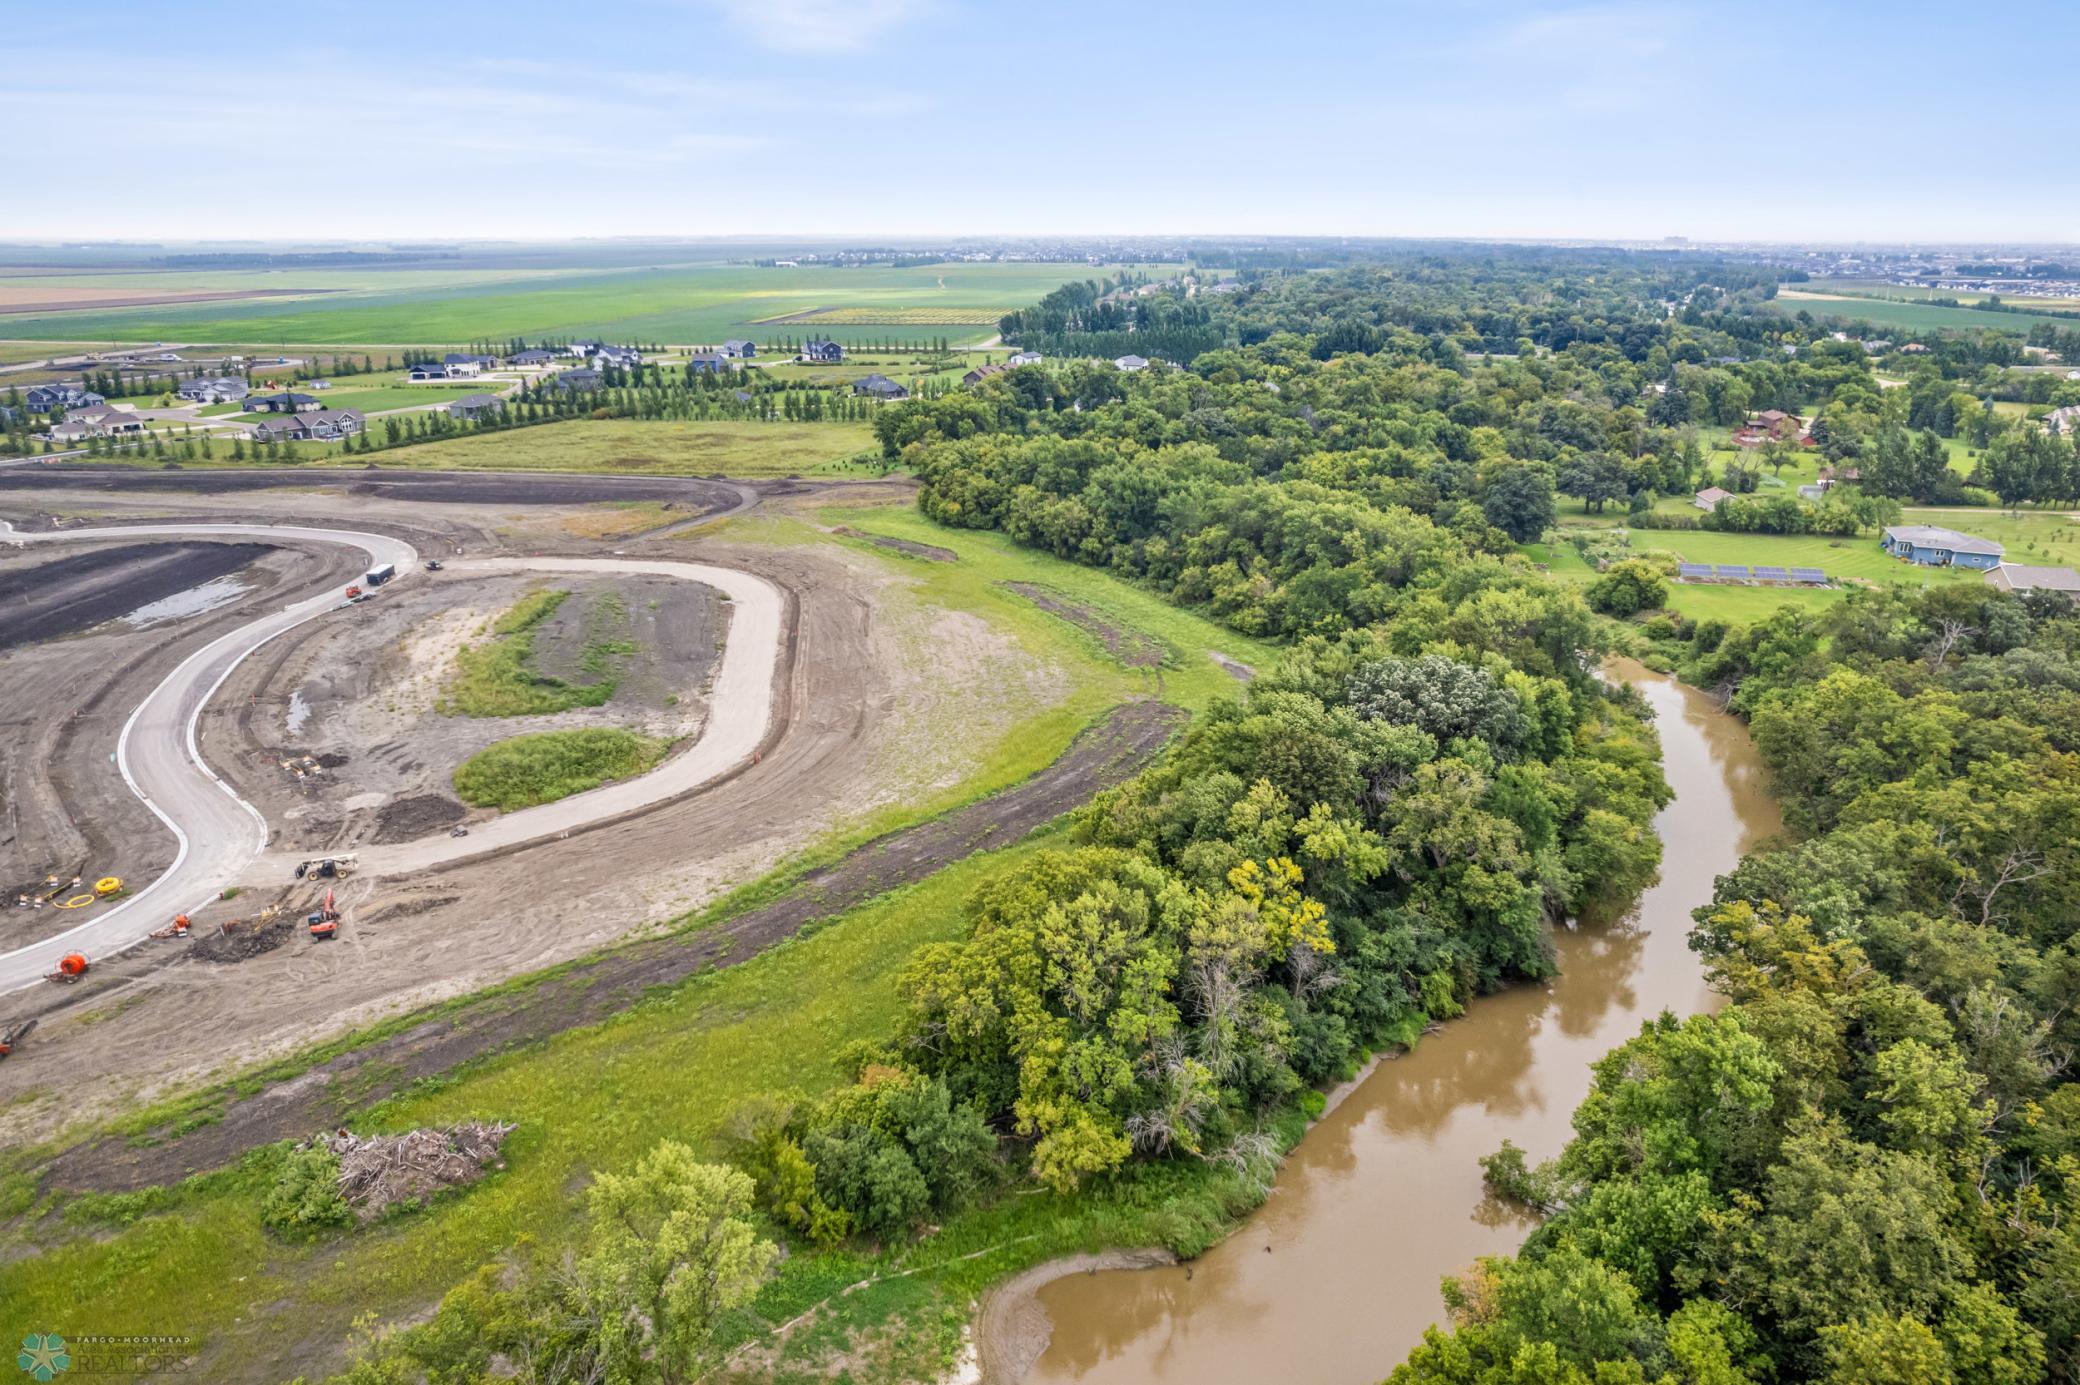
[13,0,2079,243]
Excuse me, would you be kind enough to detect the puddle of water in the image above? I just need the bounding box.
[285,689,310,737]
[1017,661,1782,1385]
[119,574,249,627]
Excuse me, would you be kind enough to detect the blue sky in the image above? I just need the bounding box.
[10,0,2077,243]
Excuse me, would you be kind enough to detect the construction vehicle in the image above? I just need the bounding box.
[0,1019,36,1060]
[424,559,443,572]
[293,853,358,881]
[307,889,341,941]
[344,584,364,602]
[365,562,397,587]
[46,953,89,984]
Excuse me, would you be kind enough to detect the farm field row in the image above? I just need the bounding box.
[0,262,1158,349]
[1771,287,2080,336]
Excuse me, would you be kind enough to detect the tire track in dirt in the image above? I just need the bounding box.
[34,701,1184,1194]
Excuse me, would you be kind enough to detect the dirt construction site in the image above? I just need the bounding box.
[0,464,1159,1160]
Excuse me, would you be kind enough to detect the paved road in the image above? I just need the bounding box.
[0,526,783,993]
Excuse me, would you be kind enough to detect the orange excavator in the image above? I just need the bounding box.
[46,953,89,984]
[0,1019,35,1060]
[307,889,341,941]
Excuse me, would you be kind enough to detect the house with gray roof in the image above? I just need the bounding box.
[25,384,100,413]
[800,338,844,364]
[550,368,603,391]
[248,392,323,414]
[447,393,506,421]
[1113,354,1150,372]
[248,408,365,443]
[1986,564,2080,603]
[510,349,558,367]
[851,373,908,400]
[686,352,736,374]
[178,378,248,405]
[721,339,757,358]
[1882,524,2005,569]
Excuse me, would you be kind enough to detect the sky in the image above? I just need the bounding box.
[9,0,2078,245]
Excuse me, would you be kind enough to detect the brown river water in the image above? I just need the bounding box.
[1008,661,1781,1385]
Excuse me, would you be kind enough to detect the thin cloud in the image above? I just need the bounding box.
[702,0,929,54]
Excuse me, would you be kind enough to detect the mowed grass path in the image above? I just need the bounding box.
[0,514,1272,1378]
[0,262,1156,348]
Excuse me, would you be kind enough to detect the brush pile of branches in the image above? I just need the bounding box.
[317,1121,515,1220]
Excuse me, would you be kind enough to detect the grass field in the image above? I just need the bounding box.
[453,727,668,809]
[0,261,1163,349]
[1772,287,2080,337]
[0,508,1275,1380]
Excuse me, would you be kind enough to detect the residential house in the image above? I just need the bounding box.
[1694,486,1733,512]
[1732,409,1808,449]
[1114,354,1150,372]
[550,368,603,392]
[510,349,558,367]
[1986,564,2080,604]
[1006,350,1043,366]
[962,363,1009,386]
[566,340,603,358]
[685,353,736,375]
[2040,404,2080,435]
[407,363,452,381]
[720,339,757,359]
[444,353,497,372]
[800,338,844,364]
[25,384,101,413]
[591,345,641,370]
[247,392,323,414]
[1881,524,2004,569]
[851,373,908,401]
[1900,342,1931,354]
[248,408,365,443]
[49,405,145,442]
[447,394,505,421]
[177,378,248,405]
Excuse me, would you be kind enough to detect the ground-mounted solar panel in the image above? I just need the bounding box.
[1754,565,1789,579]
[1678,563,1713,578]
[1715,564,1751,579]
[1790,567,1827,583]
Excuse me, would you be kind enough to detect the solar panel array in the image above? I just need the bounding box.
[1678,563,1713,578]
[1790,567,1828,583]
[1716,564,1751,579]
[1754,565,1789,580]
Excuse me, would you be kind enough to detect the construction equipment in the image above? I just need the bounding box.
[46,953,89,984]
[0,1019,36,1059]
[307,889,340,941]
[344,584,363,601]
[365,563,397,587]
[94,875,123,896]
[293,854,358,881]
[423,559,443,572]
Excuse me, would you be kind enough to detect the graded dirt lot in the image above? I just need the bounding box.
[0,468,1086,1144]
[0,541,273,649]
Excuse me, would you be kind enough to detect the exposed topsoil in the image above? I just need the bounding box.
[1003,582,1168,669]
[32,701,1182,1194]
[831,526,957,562]
[0,465,748,512]
[0,541,272,649]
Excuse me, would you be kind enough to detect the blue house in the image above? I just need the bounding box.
[1882,524,2005,570]
[800,338,844,364]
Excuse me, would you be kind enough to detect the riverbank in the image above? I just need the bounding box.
[969,662,1779,1385]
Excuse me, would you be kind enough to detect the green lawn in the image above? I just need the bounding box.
[453,727,668,809]
[0,261,1171,349]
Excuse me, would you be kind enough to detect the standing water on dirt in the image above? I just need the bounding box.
[1005,661,1780,1385]
[119,574,248,627]
[285,688,311,738]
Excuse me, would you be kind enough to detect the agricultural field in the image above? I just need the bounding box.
[0,261,1166,349]
[1772,286,2080,336]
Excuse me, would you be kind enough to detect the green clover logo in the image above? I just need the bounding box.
[15,1335,69,1381]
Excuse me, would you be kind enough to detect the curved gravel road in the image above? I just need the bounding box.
[0,527,781,993]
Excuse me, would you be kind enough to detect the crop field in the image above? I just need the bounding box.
[751,306,1005,326]
[1771,287,2080,336]
[1795,279,2080,313]
[0,261,1162,349]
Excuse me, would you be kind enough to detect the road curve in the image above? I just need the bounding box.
[0,529,782,993]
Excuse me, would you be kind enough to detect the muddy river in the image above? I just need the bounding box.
[1011,661,1780,1385]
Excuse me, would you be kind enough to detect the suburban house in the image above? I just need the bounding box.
[592,345,641,369]
[25,384,101,413]
[177,378,248,405]
[49,405,145,442]
[447,394,505,421]
[444,353,497,372]
[566,340,603,358]
[550,368,603,391]
[1882,524,2005,569]
[248,408,365,443]
[247,392,323,414]
[407,363,453,381]
[800,338,844,364]
[1006,350,1043,366]
[2040,404,2080,435]
[1732,410,1807,449]
[1694,486,1733,512]
[1114,354,1150,372]
[962,362,1009,386]
[685,352,736,374]
[720,339,757,359]
[851,373,908,401]
[1986,564,2080,604]
[510,348,558,367]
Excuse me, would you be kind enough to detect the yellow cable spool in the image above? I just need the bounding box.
[56,894,96,909]
[95,876,123,896]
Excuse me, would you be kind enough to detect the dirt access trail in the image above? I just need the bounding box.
[38,701,1182,1194]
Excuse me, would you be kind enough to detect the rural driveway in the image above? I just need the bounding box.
[0,531,782,993]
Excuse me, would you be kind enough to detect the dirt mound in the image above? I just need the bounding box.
[191,910,299,963]
[831,526,956,562]
[371,794,465,843]
[318,1121,514,1221]
[361,894,459,923]
[1003,582,1167,669]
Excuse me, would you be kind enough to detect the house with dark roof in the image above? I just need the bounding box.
[408,363,453,381]
[248,392,323,414]
[444,353,497,371]
[248,408,365,443]
[851,373,908,400]
[591,345,641,369]
[962,363,1010,387]
[25,384,101,413]
[447,394,506,421]
[510,349,558,367]
[1882,524,2004,569]
[1006,350,1043,366]
[800,338,844,364]
[177,378,248,404]
[550,368,603,392]
[720,339,757,359]
[685,352,736,375]
[1986,564,2080,603]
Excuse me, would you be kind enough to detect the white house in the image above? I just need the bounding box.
[1114,354,1149,372]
